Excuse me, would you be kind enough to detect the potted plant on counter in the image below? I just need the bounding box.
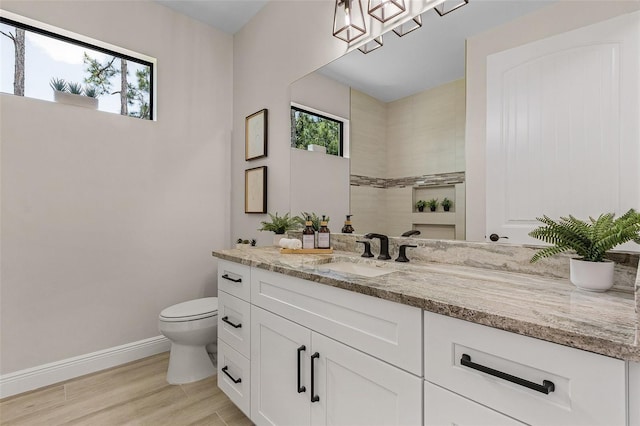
[236,238,257,249]
[415,200,426,212]
[529,209,640,292]
[441,198,452,212]
[259,212,302,246]
[426,198,439,212]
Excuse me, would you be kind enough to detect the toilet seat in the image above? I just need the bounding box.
[159,297,218,322]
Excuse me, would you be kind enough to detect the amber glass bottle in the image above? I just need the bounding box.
[317,215,331,249]
[302,216,315,249]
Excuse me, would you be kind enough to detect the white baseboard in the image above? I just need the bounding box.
[0,336,171,399]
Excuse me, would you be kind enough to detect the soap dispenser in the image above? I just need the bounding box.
[341,215,354,233]
[317,215,331,249]
[302,216,315,249]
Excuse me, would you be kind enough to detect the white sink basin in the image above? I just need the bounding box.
[319,262,394,278]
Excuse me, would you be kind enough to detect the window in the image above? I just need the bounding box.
[290,104,348,157]
[0,12,155,120]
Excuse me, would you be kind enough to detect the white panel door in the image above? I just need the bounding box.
[310,332,422,426]
[486,11,639,244]
[251,306,311,426]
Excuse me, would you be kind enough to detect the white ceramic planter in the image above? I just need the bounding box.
[569,258,615,292]
[273,234,285,247]
[54,90,99,110]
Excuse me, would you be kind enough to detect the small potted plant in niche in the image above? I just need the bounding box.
[426,198,439,212]
[441,198,452,212]
[259,212,302,246]
[529,209,640,292]
[415,200,427,212]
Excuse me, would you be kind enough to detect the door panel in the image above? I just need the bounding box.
[310,333,422,426]
[251,306,311,426]
[486,11,639,244]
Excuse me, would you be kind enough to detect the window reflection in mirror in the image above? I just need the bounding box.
[290,104,347,157]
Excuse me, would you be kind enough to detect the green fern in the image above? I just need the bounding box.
[529,209,640,263]
[258,212,302,234]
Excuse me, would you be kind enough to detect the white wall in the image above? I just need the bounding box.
[0,0,233,373]
[465,1,640,241]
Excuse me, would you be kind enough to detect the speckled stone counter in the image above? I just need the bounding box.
[212,244,640,362]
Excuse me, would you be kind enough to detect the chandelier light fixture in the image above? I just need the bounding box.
[358,36,383,54]
[392,14,422,37]
[333,0,367,43]
[368,0,406,23]
[434,0,469,17]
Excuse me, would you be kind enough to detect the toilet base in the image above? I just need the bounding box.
[166,343,216,384]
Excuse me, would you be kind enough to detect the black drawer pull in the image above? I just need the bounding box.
[221,274,242,283]
[311,352,320,402]
[297,345,306,393]
[221,316,242,328]
[461,354,555,394]
[221,366,242,384]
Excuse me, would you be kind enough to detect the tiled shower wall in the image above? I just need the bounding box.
[349,79,466,236]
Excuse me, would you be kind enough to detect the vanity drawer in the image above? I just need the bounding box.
[424,381,525,426]
[251,267,422,375]
[217,259,251,302]
[424,311,626,426]
[217,339,250,417]
[218,290,250,358]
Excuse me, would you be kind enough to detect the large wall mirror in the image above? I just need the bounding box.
[290,1,639,243]
[290,0,638,244]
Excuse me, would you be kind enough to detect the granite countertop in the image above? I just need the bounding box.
[212,247,640,362]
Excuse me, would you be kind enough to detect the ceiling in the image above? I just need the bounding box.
[156,0,553,102]
[156,0,269,34]
[319,0,554,102]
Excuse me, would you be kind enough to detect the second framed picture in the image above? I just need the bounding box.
[245,166,267,214]
[245,109,268,161]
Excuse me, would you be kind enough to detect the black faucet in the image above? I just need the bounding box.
[395,244,417,262]
[364,233,391,260]
[356,240,374,258]
[401,230,421,237]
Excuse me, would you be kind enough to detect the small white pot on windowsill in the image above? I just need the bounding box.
[54,90,99,110]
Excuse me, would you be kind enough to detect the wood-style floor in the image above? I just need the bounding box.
[0,352,252,426]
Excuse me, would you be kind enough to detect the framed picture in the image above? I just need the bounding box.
[245,109,268,161]
[245,166,267,214]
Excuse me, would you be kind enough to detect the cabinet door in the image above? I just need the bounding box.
[424,381,525,426]
[310,332,422,426]
[631,362,640,426]
[251,306,311,426]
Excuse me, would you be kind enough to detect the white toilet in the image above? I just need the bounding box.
[158,297,218,384]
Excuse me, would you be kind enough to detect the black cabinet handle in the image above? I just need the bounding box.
[221,274,242,283]
[461,354,555,394]
[221,316,242,328]
[221,366,242,384]
[297,345,306,393]
[310,352,320,402]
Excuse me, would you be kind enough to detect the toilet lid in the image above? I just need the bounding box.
[159,297,218,322]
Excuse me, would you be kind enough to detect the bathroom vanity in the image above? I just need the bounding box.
[212,240,640,426]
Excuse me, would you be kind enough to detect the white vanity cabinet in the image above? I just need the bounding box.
[251,305,422,426]
[630,362,640,426]
[249,267,423,426]
[424,311,627,426]
[217,260,252,417]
